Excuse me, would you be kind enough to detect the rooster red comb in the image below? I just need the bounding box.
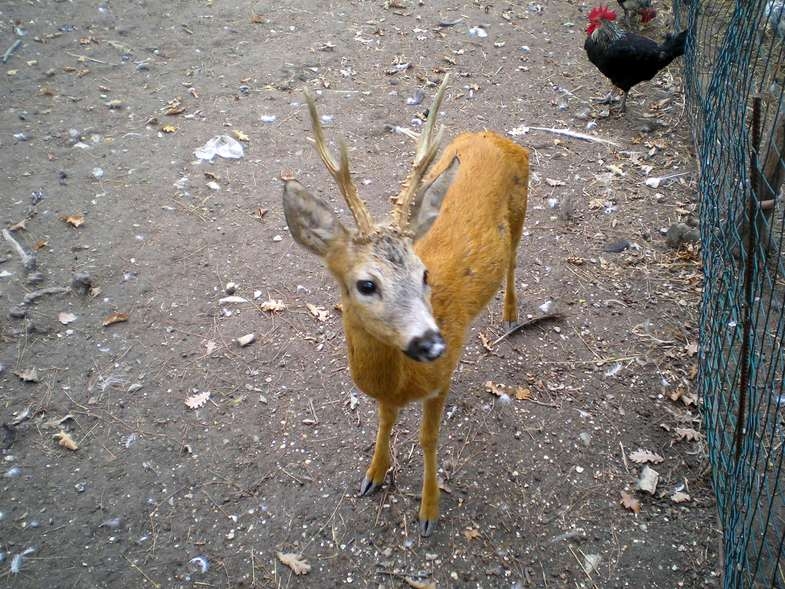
[640,7,657,23]
[587,5,617,22]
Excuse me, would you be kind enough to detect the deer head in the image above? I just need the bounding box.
[282,76,458,361]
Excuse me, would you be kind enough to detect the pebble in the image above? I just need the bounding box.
[8,306,27,319]
[26,272,45,285]
[71,271,93,295]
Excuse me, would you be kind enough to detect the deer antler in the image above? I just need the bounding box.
[391,74,450,232]
[304,90,375,237]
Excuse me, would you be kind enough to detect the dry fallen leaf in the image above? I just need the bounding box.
[261,299,286,313]
[232,129,249,142]
[58,312,77,325]
[514,386,531,400]
[62,213,85,227]
[674,427,701,442]
[33,239,48,251]
[478,332,493,352]
[163,98,185,115]
[668,386,698,407]
[463,527,481,540]
[185,391,210,409]
[628,449,664,465]
[671,491,691,503]
[204,340,218,355]
[306,303,329,322]
[161,124,177,133]
[545,177,566,187]
[15,367,39,382]
[9,219,27,232]
[620,491,641,513]
[685,341,698,356]
[250,14,266,23]
[484,380,506,397]
[102,312,129,326]
[276,552,310,575]
[54,431,79,451]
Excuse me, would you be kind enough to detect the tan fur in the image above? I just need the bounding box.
[320,131,529,532]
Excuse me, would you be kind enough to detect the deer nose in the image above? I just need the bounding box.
[405,330,446,362]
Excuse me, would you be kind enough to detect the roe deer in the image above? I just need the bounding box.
[282,75,529,536]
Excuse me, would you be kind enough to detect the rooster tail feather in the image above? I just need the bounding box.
[662,29,688,61]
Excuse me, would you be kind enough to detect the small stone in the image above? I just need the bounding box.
[579,432,591,447]
[237,333,255,347]
[23,253,37,272]
[9,306,27,319]
[71,272,93,295]
[225,282,237,295]
[26,272,45,285]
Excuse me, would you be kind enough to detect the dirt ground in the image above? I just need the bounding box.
[0,1,718,587]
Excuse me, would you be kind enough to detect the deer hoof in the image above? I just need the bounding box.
[359,477,381,497]
[419,518,437,537]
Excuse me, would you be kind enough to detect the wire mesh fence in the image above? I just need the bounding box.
[676,0,785,585]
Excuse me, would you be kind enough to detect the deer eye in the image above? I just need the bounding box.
[356,280,378,296]
[423,270,429,286]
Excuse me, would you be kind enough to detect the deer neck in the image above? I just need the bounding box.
[341,301,405,399]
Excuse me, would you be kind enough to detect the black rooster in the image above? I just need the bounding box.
[584,5,687,113]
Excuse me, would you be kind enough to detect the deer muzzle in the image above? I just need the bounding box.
[404,329,446,362]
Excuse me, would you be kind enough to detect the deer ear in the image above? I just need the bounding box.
[283,180,348,256]
[410,156,460,242]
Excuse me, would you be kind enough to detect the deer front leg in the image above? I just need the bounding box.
[360,402,399,496]
[418,394,447,537]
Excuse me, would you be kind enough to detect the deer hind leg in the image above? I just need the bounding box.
[502,212,525,327]
[360,402,399,496]
[418,393,447,537]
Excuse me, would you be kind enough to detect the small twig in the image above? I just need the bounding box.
[123,554,161,589]
[23,287,70,305]
[492,310,562,345]
[302,493,344,551]
[278,466,312,485]
[202,489,234,520]
[567,545,599,589]
[376,568,432,581]
[2,228,35,270]
[572,326,604,362]
[619,441,629,473]
[514,125,621,147]
[66,51,108,64]
[2,39,22,64]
